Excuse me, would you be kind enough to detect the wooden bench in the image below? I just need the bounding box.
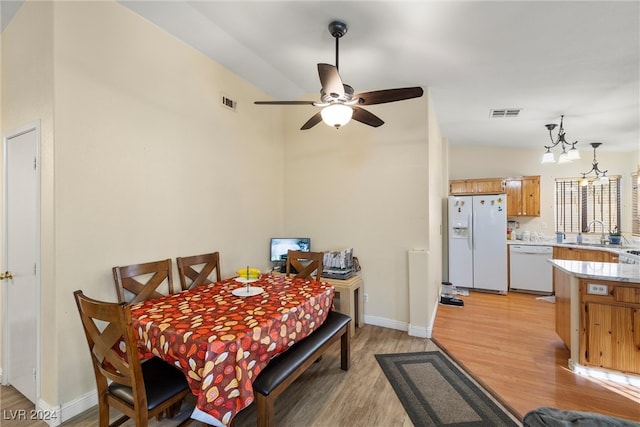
[250,310,351,427]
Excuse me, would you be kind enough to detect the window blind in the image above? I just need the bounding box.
[633,172,639,236]
[555,177,620,234]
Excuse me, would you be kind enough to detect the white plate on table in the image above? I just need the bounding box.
[234,277,259,284]
[232,286,264,297]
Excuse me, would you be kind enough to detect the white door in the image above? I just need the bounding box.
[2,123,40,403]
[472,194,507,293]
[448,196,473,288]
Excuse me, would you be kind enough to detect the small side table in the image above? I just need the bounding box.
[320,275,363,337]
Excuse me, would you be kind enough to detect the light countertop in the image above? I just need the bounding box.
[549,259,640,283]
[508,240,640,256]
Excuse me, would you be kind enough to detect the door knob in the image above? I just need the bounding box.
[0,271,13,280]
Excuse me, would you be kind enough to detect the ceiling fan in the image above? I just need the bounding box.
[254,20,424,130]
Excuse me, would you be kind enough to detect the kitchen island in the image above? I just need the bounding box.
[550,259,640,385]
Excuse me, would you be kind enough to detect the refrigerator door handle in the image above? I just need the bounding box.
[468,212,474,250]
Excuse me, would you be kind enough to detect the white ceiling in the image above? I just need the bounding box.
[4,1,640,153]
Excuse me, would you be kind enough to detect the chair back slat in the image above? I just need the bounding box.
[286,250,324,281]
[112,259,174,304]
[73,290,141,392]
[176,252,221,291]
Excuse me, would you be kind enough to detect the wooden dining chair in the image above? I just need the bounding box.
[176,251,221,291]
[73,290,192,427]
[112,259,174,304]
[286,250,324,281]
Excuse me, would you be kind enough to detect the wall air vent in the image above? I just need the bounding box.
[490,108,521,118]
[221,94,237,111]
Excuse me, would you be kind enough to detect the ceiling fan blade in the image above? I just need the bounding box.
[301,112,323,130]
[355,87,424,105]
[352,106,384,128]
[318,63,345,99]
[254,100,315,105]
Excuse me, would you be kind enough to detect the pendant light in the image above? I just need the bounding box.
[541,115,581,164]
[580,142,608,186]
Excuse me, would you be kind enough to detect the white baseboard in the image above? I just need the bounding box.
[364,314,408,332]
[51,390,97,426]
[408,324,430,338]
[365,305,437,339]
[34,399,62,427]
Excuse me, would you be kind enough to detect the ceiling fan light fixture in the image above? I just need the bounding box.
[321,104,353,129]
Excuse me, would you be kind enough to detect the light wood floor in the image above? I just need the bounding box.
[433,291,640,423]
[2,291,639,426]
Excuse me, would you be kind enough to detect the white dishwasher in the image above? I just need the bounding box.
[509,245,553,294]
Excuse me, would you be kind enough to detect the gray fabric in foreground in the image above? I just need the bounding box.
[375,351,518,427]
[523,407,640,427]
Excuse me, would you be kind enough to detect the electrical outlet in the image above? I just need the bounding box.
[587,283,608,295]
[363,293,369,303]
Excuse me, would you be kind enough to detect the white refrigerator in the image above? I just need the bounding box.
[448,194,507,293]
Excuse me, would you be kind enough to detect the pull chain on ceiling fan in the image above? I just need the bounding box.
[254,20,424,130]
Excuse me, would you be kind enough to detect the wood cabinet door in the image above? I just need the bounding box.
[584,302,640,374]
[450,180,471,194]
[450,178,504,195]
[555,247,608,261]
[521,177,540,216]
[578,249,608,262]
[553,247,572,259]
[475,179,504,194]
[505,176,540,217]
[506,179,522,216]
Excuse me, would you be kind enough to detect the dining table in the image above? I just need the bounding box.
[128,273,335,426]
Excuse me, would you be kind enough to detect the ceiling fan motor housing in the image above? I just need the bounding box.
[321,84,354,103]
[328,21,348,38]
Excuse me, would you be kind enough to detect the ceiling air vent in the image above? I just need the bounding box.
[221,94,237,111]
[490,108,521,118]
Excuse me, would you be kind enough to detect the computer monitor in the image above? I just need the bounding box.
[270,238,311,262]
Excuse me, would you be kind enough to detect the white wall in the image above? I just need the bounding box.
[280,88,439,331]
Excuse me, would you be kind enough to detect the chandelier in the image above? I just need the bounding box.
[541,115,580,164]
[580,142,609,186]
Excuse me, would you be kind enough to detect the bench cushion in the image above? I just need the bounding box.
[253,310,351,396]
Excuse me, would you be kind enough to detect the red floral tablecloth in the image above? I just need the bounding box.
[129,274,334,426]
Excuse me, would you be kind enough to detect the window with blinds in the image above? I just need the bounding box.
[555,177,621,234]
[633,172,639,236]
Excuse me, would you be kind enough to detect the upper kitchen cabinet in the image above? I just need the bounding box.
[449,178,505,195]
[506,176,540,217]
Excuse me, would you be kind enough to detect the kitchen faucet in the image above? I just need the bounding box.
[587,220,608,245]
